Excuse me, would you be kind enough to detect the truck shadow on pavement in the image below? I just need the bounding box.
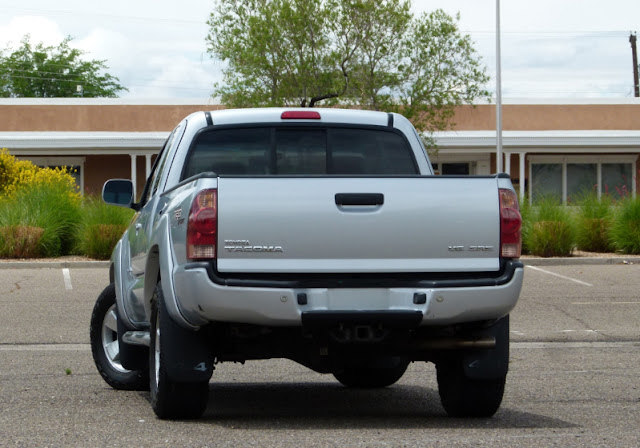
[185,382,577,430]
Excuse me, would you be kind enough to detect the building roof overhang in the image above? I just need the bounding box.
[1,129,639,156]
[0,132,168,155]
[433,130,640,154]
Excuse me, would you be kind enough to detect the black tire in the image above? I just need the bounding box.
[90,284,149,390]
[149,283,209,420]
[333,356,409,388]
[436,360,506,418]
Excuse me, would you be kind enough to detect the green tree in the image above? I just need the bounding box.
[0,35,127,98]
[206,0,489,133]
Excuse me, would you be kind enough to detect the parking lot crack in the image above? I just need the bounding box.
[550,303,613,340]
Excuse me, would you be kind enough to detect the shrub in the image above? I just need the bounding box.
[0,148,36,197]
[524,196,575,257]
[0,182,83,257]
[528,220,574,257]
[518,198,532,255]
[0,226,44,258]
[76,196,134,259]
[574,194,614,252]
[0,148,79,201]
[82,224,127,259]
[610,197,640,254]
[0,149,82,257]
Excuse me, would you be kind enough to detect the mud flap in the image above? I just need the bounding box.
[117,310,148,371]
[161,309,215,383]
[462,315,510,380]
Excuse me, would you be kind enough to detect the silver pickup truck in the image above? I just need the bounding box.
[89,108,523,420]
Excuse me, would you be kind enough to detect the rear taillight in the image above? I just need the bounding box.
[187,189,217,260]
[499,188,522,258]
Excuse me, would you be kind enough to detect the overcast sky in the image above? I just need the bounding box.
[1,0,639,100]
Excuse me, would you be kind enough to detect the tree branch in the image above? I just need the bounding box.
[309,59,349,107]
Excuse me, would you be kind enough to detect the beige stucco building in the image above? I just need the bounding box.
[1,98,638,202]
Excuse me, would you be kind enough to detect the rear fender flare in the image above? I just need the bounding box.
[110,239,137,329]
[147,215,200,331]
[143,246,160,319]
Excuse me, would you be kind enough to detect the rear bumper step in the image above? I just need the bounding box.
[122,331,150,347]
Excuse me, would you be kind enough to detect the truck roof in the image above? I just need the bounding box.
[192,107,395,128]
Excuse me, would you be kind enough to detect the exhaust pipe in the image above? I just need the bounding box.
[413,337,496,351]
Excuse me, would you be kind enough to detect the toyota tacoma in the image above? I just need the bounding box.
[89,108,523,419]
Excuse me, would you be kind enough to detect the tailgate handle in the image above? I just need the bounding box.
[335,193,384,207]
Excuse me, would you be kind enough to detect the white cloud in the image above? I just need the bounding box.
[410,0,640,98]
[2,0,639,99]
[0,15,65,48]
[75,28,138,72]
[122,55,220,99]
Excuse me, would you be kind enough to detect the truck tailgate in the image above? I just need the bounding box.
[216,177,500,274]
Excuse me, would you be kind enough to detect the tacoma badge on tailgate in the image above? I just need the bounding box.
[224,240,284,253]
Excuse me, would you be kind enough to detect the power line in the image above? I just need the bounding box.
[0,6,207,26]
[3,74,213,91]
[5,68,108,77]
[464,30,631,36]
[0,6,633,37]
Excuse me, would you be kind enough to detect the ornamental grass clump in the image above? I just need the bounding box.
[0,226,44,258]
[0,182,82,257]
[574,193,614,253]
[525,196,575,257]
[610,197,640,254]
[0,149,82,257]
[518,199,532,255]
[77,196,134,259]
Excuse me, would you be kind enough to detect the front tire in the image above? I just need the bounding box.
[90,284,148,390]
[149,283,209,420]
[333,356,409,388]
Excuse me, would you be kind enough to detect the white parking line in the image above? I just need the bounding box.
[0,344,89,351]
[62,268,73,290]
[526,265,593,287]
[512,341,639,349]
[572,301,640,305]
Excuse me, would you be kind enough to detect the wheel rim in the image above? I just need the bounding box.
[101,304,129,373]
[154,311,161,390]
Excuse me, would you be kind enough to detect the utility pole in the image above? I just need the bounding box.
[631,32,639,97]
[495,0,503,172]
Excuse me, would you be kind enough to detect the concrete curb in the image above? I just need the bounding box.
[522,256,640,266]
[0,260,110,269]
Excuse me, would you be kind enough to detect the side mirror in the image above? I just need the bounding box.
[102,179,135,208]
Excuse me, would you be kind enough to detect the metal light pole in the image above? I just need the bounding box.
[631,32,639,97]
[495,0,503,173]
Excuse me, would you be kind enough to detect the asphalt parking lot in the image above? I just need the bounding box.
[1,262,639,447]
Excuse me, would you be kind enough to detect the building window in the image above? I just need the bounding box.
[567,163,597,200]
[430,154,490,175]
[602,163,633,198]
[432,163,470,175]
[531,163,562,201]
[529,155,637,203]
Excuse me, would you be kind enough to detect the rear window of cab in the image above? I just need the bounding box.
[181,126,418,179]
